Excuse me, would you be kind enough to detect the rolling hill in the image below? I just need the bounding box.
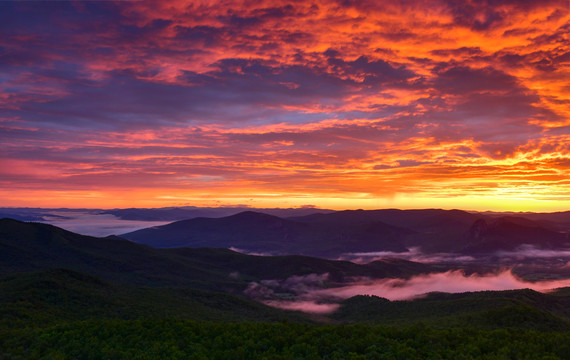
[0,268,307,327]
[333,288,570,330]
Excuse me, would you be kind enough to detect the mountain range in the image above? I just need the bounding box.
[1,217,570,330]
[121,209,570,257]
[0,218,438,291]
[2,214,570,360]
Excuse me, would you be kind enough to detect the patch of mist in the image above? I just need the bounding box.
[263,300,340,314]
[341,247,478,264]
[38,211,171,237]
[228,247,274,256]
[253,270,570,314]
[313,270,570,301]
[342,245,570,264]
[244,273,330,298]
[495,245,570,260]
[244,273,337,313]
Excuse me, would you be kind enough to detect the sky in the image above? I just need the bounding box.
[1,0,569,211]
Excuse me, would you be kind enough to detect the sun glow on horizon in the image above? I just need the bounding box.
[1,187,568,213]
[0,0,568,211]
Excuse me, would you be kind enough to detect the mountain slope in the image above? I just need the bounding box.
[286,209,570,253]
[125,209,566,256]
[290,208,483,252]
[0,218,438,291]
[121,211,411,257]
[462,217,569,253]
[0,269,306,328]
[333,288,570,330]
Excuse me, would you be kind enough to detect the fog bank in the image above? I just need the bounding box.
[257,270,570,314]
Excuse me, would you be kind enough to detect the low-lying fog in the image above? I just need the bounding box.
[249,270,570,314]
[340,246,570,264]
[37,211,171,236]
[243,244,570,314]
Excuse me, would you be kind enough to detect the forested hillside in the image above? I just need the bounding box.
[2,218,570,359]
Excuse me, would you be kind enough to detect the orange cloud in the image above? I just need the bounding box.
[0,0,568,210]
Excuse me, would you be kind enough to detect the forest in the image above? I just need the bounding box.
[3,319,570,359]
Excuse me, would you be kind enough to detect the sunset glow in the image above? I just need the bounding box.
[1,0,569,211]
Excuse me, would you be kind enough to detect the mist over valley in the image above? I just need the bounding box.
[2,207,570,314]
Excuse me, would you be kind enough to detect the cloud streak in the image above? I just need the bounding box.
[0,0,569,210]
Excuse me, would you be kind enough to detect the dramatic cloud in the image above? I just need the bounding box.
[1,0,569,210]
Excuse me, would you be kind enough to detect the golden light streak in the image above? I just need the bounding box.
[1,0,569,211]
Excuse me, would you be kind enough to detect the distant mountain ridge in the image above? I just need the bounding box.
[462,216,568,253]
[121,209,570,257]
[0,218,438,290]
[121,210,413,257]
[0,206,337,223]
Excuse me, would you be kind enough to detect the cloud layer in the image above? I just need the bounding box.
[1,0,569,210]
